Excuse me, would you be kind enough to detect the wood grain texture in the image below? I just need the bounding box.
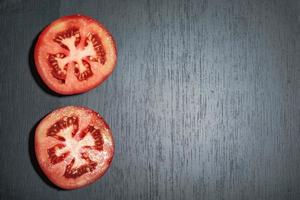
[0,0,299,199]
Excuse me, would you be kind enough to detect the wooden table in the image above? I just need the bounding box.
[0,0,299,199]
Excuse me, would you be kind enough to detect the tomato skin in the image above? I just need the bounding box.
[35,106,114,189]
[34,14,117,95]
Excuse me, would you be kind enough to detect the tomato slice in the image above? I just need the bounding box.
[35,106,114,189]
[34,15,117,95]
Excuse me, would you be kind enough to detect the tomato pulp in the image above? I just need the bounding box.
[35,106,114,189]
[34,15,117,95]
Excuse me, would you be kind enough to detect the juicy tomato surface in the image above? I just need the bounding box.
[35,106,114,189]
[34,15,117,95]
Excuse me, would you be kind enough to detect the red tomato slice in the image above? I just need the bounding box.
[34,15,117,95]
[35,106,114,189]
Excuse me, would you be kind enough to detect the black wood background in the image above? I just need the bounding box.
[0,0,299,199]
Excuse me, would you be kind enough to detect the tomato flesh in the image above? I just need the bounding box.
[35,106,114,189]
[34,15,117,95]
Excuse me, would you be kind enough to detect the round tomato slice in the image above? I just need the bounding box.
[35,106,114,189]
[34,15,117,95]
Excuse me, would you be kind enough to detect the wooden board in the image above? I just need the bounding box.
[0,0,299,199]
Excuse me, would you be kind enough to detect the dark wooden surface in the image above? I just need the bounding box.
[0,0,299,199]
